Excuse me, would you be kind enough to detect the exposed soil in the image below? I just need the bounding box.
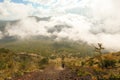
[13,65,92,80]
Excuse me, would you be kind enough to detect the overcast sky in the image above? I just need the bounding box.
[0,0,120,51]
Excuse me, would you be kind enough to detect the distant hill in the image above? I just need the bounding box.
[0,39,95,57]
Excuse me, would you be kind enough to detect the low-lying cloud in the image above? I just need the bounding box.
[1,13,120,51]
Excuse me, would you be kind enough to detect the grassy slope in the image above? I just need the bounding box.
[0,45,120,80]
[0,39,94,57]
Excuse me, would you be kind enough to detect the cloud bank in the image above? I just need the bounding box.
[0,0,120,51]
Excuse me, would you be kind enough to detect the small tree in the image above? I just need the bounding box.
[61,55,65,68]
[95,43,104,54]
[94,43,104,69]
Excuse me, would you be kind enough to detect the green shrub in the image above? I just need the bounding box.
[0,48,10,53]
[39,58,49,65]
[81,61,85,66]
[109,74,120,80]
[0,61,6,70]
[102,59,116,68]
[38,57,49,69]
[20,62,27,70]
[88,60,94,66]
[77,70,91,77]
[118,59,120,63]
[14,71,23,77]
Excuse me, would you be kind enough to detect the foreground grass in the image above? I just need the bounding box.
[0,47,120,80]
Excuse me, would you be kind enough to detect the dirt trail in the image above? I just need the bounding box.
[13,64,64,80]
[13,65,92,80]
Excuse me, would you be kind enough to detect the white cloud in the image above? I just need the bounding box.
[4,0,11,2]
[0,0,120,19]
[5,17,49,38]
[5,14,91,40]
[24,0,55,5]
[0,1,35,19]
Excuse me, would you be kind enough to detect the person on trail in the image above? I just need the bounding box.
[61,55,65,68]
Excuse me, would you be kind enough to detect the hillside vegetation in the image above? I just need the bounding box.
[0,41,120,80]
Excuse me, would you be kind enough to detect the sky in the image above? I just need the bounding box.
[0,0,98,19]
[0,0,120,51]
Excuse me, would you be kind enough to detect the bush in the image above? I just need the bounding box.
[0,61,6,70]
[77,69,91,77]
[0,48,10,53]
[109,74,120,80]
[20,62,28,70]
[118,59,120,63]
[88,60,94,66]
[14,71,23,77]
[39,58,49,65]
[38,57,49,69]
[81,61,85,66]
[100,59,116,68]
